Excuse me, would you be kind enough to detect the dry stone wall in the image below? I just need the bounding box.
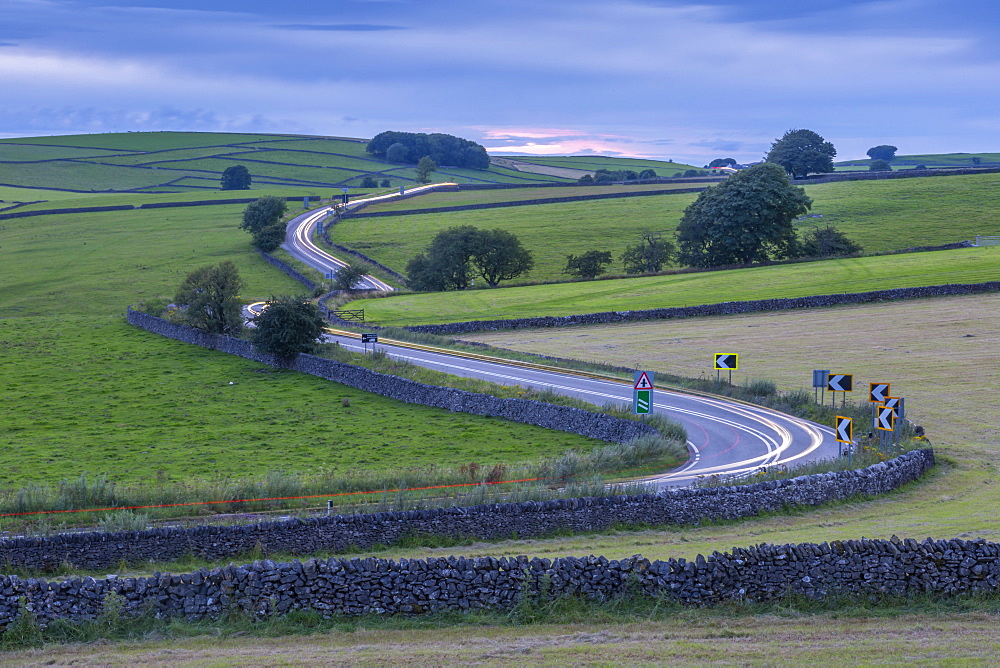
[405,282,1000,335]
[0,449,934,573]
[5,531,994,630]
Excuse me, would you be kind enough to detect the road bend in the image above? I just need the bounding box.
[323,331,842,489]
[272,186,842,487]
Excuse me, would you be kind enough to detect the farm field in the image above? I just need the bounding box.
[11,613,1000,664]
[0,132,577,194]
[354,181,712,214]
[348,246,1000,326]
[331,171,1000,287]
[835,151,1000,169]
[0,315,599,487]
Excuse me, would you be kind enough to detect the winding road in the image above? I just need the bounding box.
[279,189,843,487]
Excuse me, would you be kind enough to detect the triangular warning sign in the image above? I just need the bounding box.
[634,372,653,390]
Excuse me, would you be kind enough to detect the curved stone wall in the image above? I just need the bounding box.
[0,449,933,573]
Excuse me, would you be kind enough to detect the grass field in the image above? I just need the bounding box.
[355,182,708,214]
[0,316,600,488]
[331,171,1000,287]
[9,612,1000,664]
[0,132,577,194]
[836,151,1000,169]
[347,246,1000,326]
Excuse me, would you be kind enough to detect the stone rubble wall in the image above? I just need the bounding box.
[0,449,934,574]
[405,282,1000,335]
[6,530,995,630]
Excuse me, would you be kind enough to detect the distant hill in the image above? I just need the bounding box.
[835,152,1000,172]
[0,131,576,194]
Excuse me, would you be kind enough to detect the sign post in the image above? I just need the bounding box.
[714,353,738,385]
[813,369,830,404]
[869,382,890,432]
[827,373,853,408]
[633,371,654,415]
[361,332,378,354]
[835,415,853,464]
[341,187,350,205]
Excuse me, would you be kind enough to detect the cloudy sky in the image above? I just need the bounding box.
[2,0,997,163]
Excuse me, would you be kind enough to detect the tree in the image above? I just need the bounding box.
[220,165,251,190]
[468,228,534,287]
[869,159,892,172]
[239,196,288,251]
[638,168,657,179]
[798,225,863,257]
[386,142,408,163]
[708,158,737,169]
[406,225,480,291]
[676,163,812,268]
[866,145,898,162]
[406,226,533,291]
[173,261,245,335]
[621,231,674,274]
[252,223,286,252]
[415,156,437,184]
[240,196,287,235]
[360,175,378,188]
[250,295,326,358]
[766,129,837,178]
[379,178,391,187]
[563,250,613,279]
[331,261,373,292]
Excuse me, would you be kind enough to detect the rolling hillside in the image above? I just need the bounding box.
[0,131,577,196]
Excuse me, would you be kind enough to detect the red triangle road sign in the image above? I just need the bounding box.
[634,371,654,390]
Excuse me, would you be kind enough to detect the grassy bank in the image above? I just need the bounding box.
[347,246,999,326]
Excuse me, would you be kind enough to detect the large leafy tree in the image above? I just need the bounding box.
[331,261,373,292]
[766,129,837,178]
[406,226,533,290]
[173,261,245,335]
[220,165,251,190]
[866,145,898,162]
[564,250,613,279]
[469,228,534,287]
[621,231,674,274]
[676,163,812,268]
[250,296,326,358]
[415,156,437,184]
[239,196,288,251]
[798,225,863,257]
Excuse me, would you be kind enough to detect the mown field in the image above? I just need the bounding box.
[332,171,1000,290]
[0,132,578,194]
[348,246,999,326]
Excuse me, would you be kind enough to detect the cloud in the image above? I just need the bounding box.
[273,24,406,31]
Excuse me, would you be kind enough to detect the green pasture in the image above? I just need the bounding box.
[836,152,1000,168]
[0,204,305,317]
[0,316,599,488]
[514,155,699,172]
[0,132,283,151]
[0,132,570,198]
[348,246,1000,326]
[356,183,704,214]
[6,187,327,213]
[331,171,1000,285]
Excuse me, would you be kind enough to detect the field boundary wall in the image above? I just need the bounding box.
[0,451,948,629]
[401,282,1000,334]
